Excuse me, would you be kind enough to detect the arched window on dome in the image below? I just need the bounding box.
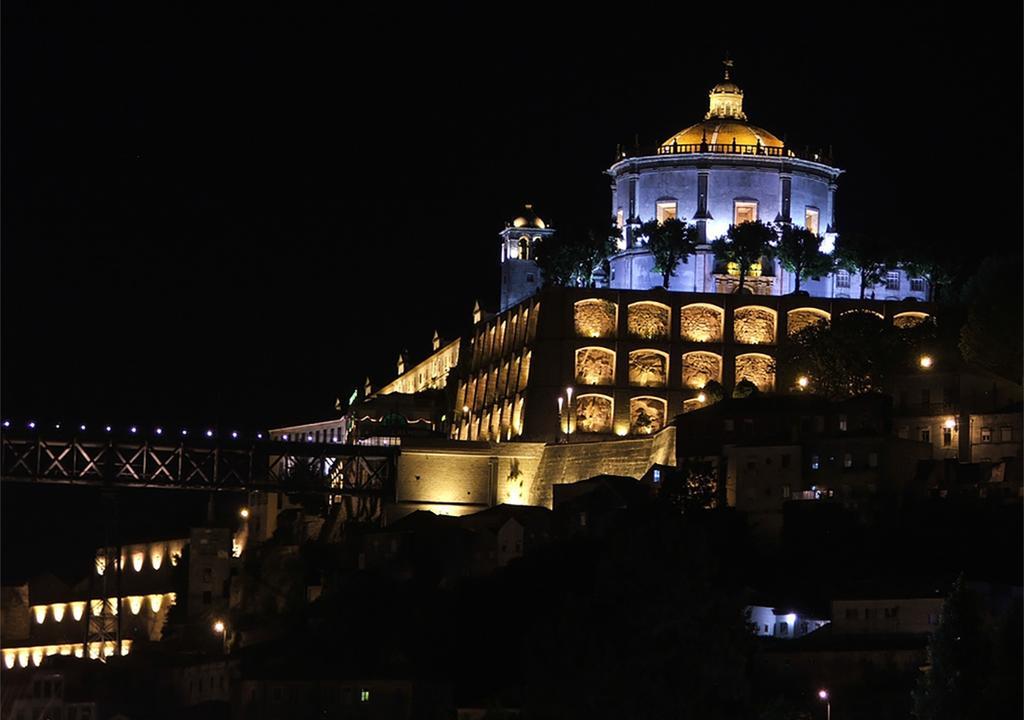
[518,236,531,261]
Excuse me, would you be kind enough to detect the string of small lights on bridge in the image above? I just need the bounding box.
[0,420,344,443]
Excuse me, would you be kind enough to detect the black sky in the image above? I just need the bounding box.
[3,4,1021,431]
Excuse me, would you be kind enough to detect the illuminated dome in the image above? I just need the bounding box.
[662,120,783,149]
[661,60,783,150]
[511,204,546,229]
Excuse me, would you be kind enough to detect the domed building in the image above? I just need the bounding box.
[607,61,847,297]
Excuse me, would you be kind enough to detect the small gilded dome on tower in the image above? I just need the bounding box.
[511,204,546,229]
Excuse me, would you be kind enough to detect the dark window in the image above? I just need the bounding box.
[526,273,536,283]
[921,389,931,406]
[202,591,212,605]
[920,428,931,443]
[943,427,953,447]
[782,485,791,498]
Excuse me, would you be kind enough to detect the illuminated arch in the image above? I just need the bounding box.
[893,311,931,329]
[839,308,884,320]
[680,303,724,342]
[575,346,616,386]
[630,396,667,435]
[575,394,614,434]
[627,301,671,340]
[787,307,831,337]
[682,351,723,389]
[733,306,777,344]
[628,349,669,388]
[735,353,776,392]
[574,299,618,338]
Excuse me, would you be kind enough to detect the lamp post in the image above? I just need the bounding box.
[818,689,830,720]
[565,387,574,435]
[213,619,227,654]
[557,397,564,440]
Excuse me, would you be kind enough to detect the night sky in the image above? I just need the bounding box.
[3,4,1020,432]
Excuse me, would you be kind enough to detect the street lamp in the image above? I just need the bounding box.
[565,387,574,434]
[919,354,933,369]
[797,375,810,389]
[239,508,250,520]
[818,689,830,720]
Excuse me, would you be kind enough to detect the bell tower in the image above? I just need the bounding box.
[499,204,554,312]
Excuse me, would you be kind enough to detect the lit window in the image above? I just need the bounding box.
[652,469,661,484]
[910,278,925,292]
[885,271,900,291]
[518,236,530,261]
[656,201,677,224]
[360,690,370,703]
[734,201,757,225]
[835,270,850,289]
[981,427,992,443]
[805,207,820,235]
[616,209,624,228]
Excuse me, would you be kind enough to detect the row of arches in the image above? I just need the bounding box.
[575,347,774,391]
[574,298,931,343]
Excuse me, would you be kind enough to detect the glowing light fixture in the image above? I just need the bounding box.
[231,431,238,438]
[697,392,707,403]
[105,425,112,432]
[240,508,250,519]
[213,620,225,634]
[256,432,264,439]
[148,594,165,613]
[51,604,66,623]
[206,429,214,437]
[28,422,36,429]
[33,606,46,624]
[785,613,796,624]
[155,427,163,435]
[151,548,163,570]
[130,426,137,434]
[944,418,956,429]
[3,651,15,669]
[182,429,188,436]
[128,596,144,615]
[2,420,9,427]
[797,375,809,389]
[131,552,145,572]
[80,424,86,431]
[919,354,933,369]
[70,601,86,621]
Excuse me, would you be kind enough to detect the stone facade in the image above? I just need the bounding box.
[574,299,617,338]
[628,350,668,388]
[682,351,723,389]
[630,397,667,435]
[735,353,776,392]
[627,301,670,340]
[680,303,724,342]
[575,394,614,434]
[575,347,615,386]
[734,306,776,345]
[787,308,830,337]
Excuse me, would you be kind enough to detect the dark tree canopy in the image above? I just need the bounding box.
[711,220,777,294]
[833,232,898,299]
[776,224,833,293]
[637,217,698,288]
[781,311,936,399]
[535,228,616,288]
[913,576,990,720]
[959,254,1024,382]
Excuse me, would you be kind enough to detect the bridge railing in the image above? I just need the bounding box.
[0,433,396,497]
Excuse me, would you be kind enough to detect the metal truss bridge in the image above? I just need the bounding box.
[0,431,396,498]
